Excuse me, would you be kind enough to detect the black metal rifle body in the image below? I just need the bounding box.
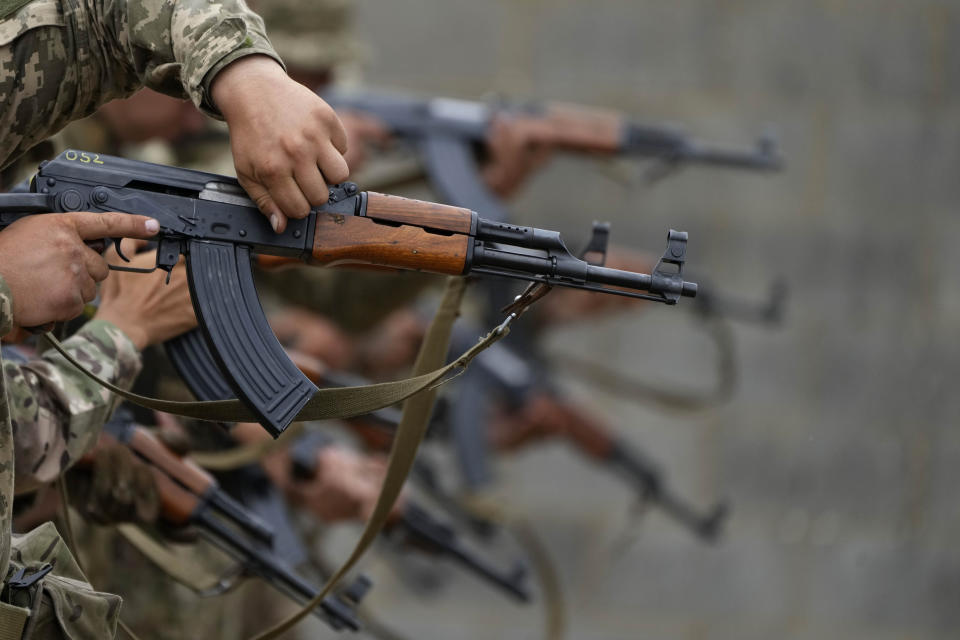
[100,410,365,631]
[0,151,696,437]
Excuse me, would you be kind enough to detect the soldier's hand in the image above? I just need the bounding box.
[269,307,355,370]
[212,56,349,234]
[488,394,569,452]
[339,111,392,173]
[284,446,404,524]
[356,309,426,379]
[70,439,160,526]
[96,240,197,350]
[482,115,556,198]
[0,212,158,327]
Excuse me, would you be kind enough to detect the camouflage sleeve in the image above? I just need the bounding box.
[0,276,14,581]
[0,276,12,336]
[0,0,281,169]
[109,0,282,114]
[4,319,142,493]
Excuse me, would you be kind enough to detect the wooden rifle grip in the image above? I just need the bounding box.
[127,427,214,496]
[311,212,468,275]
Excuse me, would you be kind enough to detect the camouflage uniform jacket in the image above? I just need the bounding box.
[0,277,141,579]
[0,0,282,170]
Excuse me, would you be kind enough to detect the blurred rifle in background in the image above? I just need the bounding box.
[276,346,726,541]
[168,336,533,603]
[442,327,729,543]
[232,339,727,543]
[288,431,532,603]
[321,89,784,517]
[324,87,783,217]
[95,410,368,632]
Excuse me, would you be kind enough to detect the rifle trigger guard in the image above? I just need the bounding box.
[110,237,131,262]
[107,264,156,274]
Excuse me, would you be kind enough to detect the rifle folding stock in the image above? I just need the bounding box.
[0,151,696,437]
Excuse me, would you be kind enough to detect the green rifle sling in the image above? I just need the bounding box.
[44,296,509,429]
[244,276,465,638]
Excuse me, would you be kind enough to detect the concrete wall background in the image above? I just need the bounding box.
[342,2,960,638]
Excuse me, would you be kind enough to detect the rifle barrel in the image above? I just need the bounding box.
[196,510,361,631]
[400,505,531,603]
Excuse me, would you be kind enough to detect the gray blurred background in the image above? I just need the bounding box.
[335,1,960,638]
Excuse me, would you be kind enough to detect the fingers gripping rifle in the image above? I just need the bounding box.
[323,88,783,216]
[0,151,696,437]
[288,432,531,603]
[99,412,367,632]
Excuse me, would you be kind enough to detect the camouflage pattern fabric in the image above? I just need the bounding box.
[1,110,173,190]
[1,279,142,634]
[6,522,121,639]
[250,0,364,73]
[0,278,13,581]
[0,0,283,170]
[73,521,304,639]
[6,319,141,496]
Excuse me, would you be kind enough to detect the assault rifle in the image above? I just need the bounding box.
[288,431,531,603]
[0,151,697,436]
[324,87,782,218]
[167,335,531,601]
[444,328,728,542]
[166,301,725,542]
[99,411,367,632]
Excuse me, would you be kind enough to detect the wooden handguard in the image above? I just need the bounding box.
[364,193,473,233]
[261,192,473,275]
[311,212,469,274]
[543,103,623,154]
[151,468,199,525]
[127,427,214,496]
